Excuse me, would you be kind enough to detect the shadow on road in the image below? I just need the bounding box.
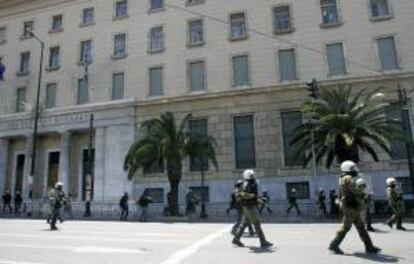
[353,252,401,263]
[248,246,276,254]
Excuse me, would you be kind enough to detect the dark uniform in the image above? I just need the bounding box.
[329,161,380,254]
[138,191,153,222]
[14,191,23,213]
[318,189,327,216]
[119,192,129,221]
[49,183,66,230]
[231,181,254,236]
[329,189,339,217]
[287,189,301,216]
[232,170,272,249]
[185,190,199,222]
[2,190,12,212]
[258,191,273,215]
[386,178,406,230]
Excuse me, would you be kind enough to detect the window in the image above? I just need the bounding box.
[23,20,34,37]
[286,182,310,199]
[230,13,247,40]
[0,27,6,44]
[232,55,250,87]
[187,0,205,6]
[113,33,127,58]
[149,66,163,96]
[51,15,63,32]
[189,119,208,171]
[278,49,297,81]
[48,46,60,69]
[45,83,56,109]
[82,7,94,25]
[385,104,407,160]
[188,19,204,46]
[281,111,303,166]
[189,186,209,202]
[112,72,125,100]
[320,0,340,25]
[377,36,399,71]
[370,0,391,18]
[19,52,30,75]
[234,115,256,169]
[326,43,346,75]
[80,40,92,64]
[149,26,164,53]
[150,0,164,11]
[144,188,164,203]
[77,78,89,104]
[188,61,205,91]
[115,0,128,18]
[16,87,26,112]
[273,5,292,33]
[395,177,413,195]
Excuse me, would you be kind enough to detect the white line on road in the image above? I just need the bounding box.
[0,233,189,244]
[0,244,145,254]
[0,261,45,264]
[159,226,230,264]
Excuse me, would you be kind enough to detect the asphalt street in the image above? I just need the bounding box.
[0,219,413,264]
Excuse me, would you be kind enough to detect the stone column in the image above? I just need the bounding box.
[0,138,9,193]
[58,131,71,193]
[93,127,106,201]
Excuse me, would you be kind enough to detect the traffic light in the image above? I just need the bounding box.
[306,79,319,99]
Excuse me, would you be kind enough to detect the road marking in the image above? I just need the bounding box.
[0,260,46,264]
[159,226,230,264]
[0,244,145,254]
[68,230,192,237]
[0,233,189,244]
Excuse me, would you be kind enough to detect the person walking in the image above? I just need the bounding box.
[328,161,380,255]
[138,190,153,222]
[232,169,273,249]
[48,182,66,230]
[318,188,327,217]
[287,189,301,216]
[2,190,12,212]
[230,180,254,236]
[386,177,406,231]
[119,192,129,221]
[14,191,23,214]
[185,189,199,222]
[258,190,273,215]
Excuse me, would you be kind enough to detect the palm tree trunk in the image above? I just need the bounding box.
[169,180,180,216]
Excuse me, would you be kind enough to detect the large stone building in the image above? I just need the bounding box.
[0,0,413,208]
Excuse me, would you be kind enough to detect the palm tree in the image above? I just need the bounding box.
[124,112,218,216]
[291,86,404,168]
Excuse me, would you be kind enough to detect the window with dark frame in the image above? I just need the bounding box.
[281,111,303,166]
[49,46,60,69]
[149,66,163,96]
[187,0,205,6]
[114,33,127,57]
[80,40,92,64]
[19,52,30,74]
[370,0,391,18]
[232,55,250,87]
[278,49,297,81]
[234,115,256,169]
[82,7,94,25]
[150,26,164,52]
[23,20,33,37]
[188,19,204,46]
[77,78,89,104]
[230,13,247,40]
[189,119,209,171]
[115,0,128,18]
[326,42,346,76]
[385,103,407,160]
[377,36,399,71]
[112,72,125,100]
[273,5,292,33]
[51,15,63,32]
[0,27,6,44]
[150,0,164,11]
[16,87,26,112]
[320,0,340,25]
[45,83,57,109]
[189,61,205,91]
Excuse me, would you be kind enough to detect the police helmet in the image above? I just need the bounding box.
[55,182,63,188]
[243,169,255,180]
[386,177,396,187]
[234,180,243,187]
[355,178,367,189]
[340,160,358,173]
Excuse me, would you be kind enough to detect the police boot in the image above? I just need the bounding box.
[260,241,273,249]
[328,236,344,255]
[396,218,406,231]
[231,238,244,247]
[363,236,381,254]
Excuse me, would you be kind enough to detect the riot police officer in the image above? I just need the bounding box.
[329,161,380,254]
[49,182,66,230]
[386,177,406,230]
[232,169,273,249]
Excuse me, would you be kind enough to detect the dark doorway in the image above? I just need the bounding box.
[14,154,25,193]
[47,152,60,190]
[82,149,95,201]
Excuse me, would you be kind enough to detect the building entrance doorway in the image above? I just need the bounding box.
[14,154,25,193]
[47,152,60,190]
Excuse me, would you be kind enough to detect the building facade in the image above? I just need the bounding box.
[0,0,413,207]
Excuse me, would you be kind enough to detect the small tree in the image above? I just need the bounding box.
[291,86,405,168]
[124,112,218,216]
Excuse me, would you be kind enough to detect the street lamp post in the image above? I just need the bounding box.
[200,157,207,219]
[28,31,44,205]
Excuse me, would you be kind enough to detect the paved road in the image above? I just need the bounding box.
[0,219,413,264]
